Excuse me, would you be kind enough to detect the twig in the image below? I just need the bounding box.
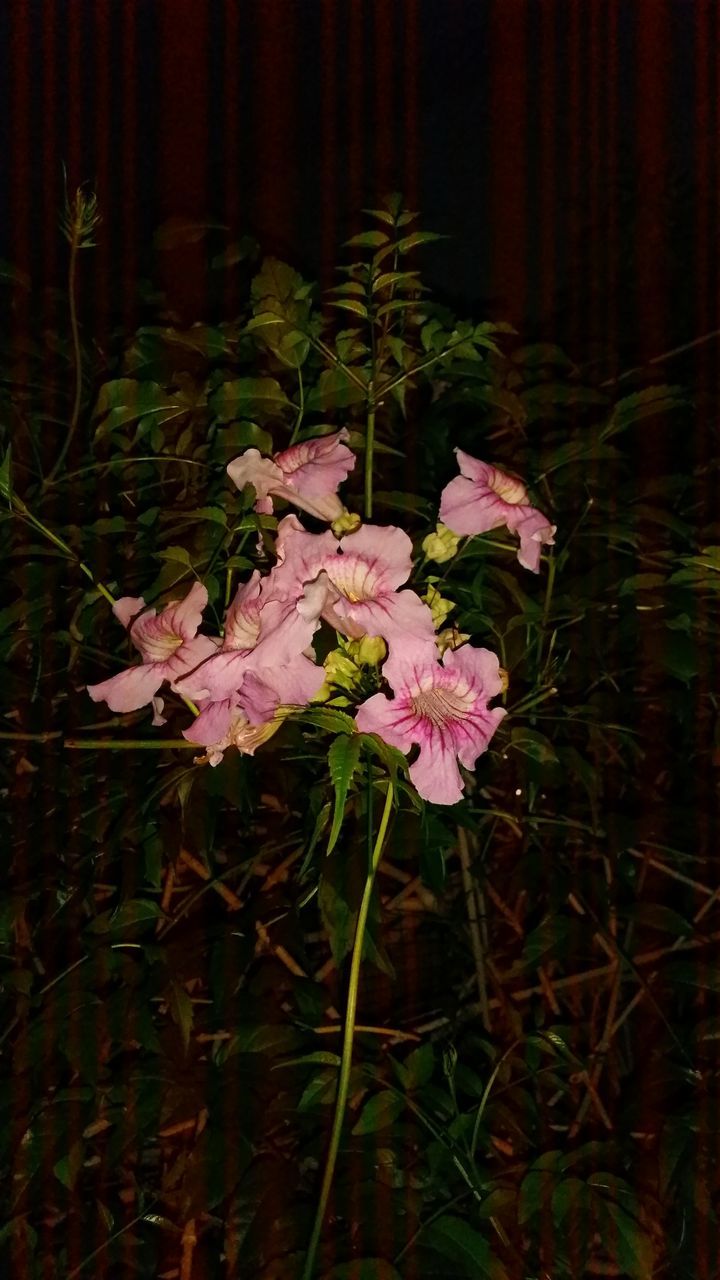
[180,1219,197,1280]
[314,1023,419,1043]
[457,828,491,1032]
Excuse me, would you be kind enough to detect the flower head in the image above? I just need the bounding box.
[355,644,506,805]
[272,516,437,660]
[227,429,355,523]
[183,653,324,765]
[177,569,326,703]
[87,582,218,714]
[439,450,556,572]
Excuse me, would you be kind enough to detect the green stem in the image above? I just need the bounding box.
[47,234,82,483]
[64,738,197,750]
[364,392,376,519]
[288,366,305,446]
[301,779,395,1280]
[11,492,116,607]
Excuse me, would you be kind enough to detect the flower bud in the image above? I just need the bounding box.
[422,583,455,629]
[331,509,362,537]
[436,627,470,655]
[346,635,387,666]
[421,522,461,564]
[324,648,361,692]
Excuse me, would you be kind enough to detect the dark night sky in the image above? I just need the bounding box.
[1,0,717,372]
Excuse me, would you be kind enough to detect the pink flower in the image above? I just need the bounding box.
[184,654,325,765]
[227,429,355,523]
[355,644,507,805]
[271,516,438,660]
[176,570,327,702]
[87,582,218,713]
[439,449,556,573]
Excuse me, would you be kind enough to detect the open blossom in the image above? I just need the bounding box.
[183,653,324,765]
[87,582,218,714]
[355,644,506,805]
[271,516,438,660]
[176,570,327,702]
[439,449,556,573]
[227,429,355,523]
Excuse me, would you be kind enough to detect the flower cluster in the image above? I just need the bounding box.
[87,436,554,805]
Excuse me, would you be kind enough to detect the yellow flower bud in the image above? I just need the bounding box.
[346,635,387,666]
[331,509,362,537]
[323,648,361,692]
[498,666,509,693]
[436,627,470,655]
[422,583,455,629]
[421,522,461,564]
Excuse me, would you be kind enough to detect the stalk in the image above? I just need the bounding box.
[301,779,395,1280]
[364,392,376,519]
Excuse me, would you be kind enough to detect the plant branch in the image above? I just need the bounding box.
[301,778,395,1280]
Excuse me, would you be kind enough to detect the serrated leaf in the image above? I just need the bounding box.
[351,1089,405,1135]
[155,545,193,567]
[293,707,357,735]
[273,1051,341,1069]
[396,230,447,253]
[327,734,362,853]
[305,367,368,411]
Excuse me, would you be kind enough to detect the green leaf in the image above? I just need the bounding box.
[155,545,194,568]
[519,1170,555,1224]
[305,367,368,412]
[395,230,447,253]
[351,1089,405,1135]
[273,1051,341,1069]
[600,1200,655,1279]
[210,377,293,422]
[293,707,357,735]
[154,216,228,249]
[166,981,194,1052]
[0,444,11,502]
[327,298,370,319]
[509,727,558,765]
[53,1141,84,1191]
[327,734,363,853]
[215,420,274,455]
[421,1215,508,1279]
[344,230,390,248]
[321,1261,402,1280]
[602,384,686,441]
[93,379,190,431]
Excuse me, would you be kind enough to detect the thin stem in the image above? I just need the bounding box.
[47,234,82,483]
[364,393,376,519]
[288,366,305,446]
[11,492,116,607]
[301,779,395,1280]
[65,738,197,750]
[43,455,209,488]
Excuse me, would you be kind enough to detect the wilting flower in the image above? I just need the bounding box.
[177,570,327,703]
[227,429,355,523]
[422,522,462,565]
[439,450,556,573]
[355,644,506,805]
[184,654,324,765]
[87,582,218,714]
[271,516,437,659]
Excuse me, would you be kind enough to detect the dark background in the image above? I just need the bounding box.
[1,0,718,377]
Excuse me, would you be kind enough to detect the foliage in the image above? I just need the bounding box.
[1,191,718,1278]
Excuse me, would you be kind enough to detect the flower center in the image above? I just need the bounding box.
[224,606,261,652]
[489,469,527,505]
[324,553,378,604]
[139,630,184,663]
[411,681,474,728]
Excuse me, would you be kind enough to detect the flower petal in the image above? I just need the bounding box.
[409,733,466,805]
[112,596,147,629]
[87,663,165,713]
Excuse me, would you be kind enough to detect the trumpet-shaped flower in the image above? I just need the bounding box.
[439,450,556,573]
[355,644,506,805]
[272,516,437,659]
[227,429,355,523]
[87,582,218,713]
[183,653,324,765]
[177,570,327,702]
